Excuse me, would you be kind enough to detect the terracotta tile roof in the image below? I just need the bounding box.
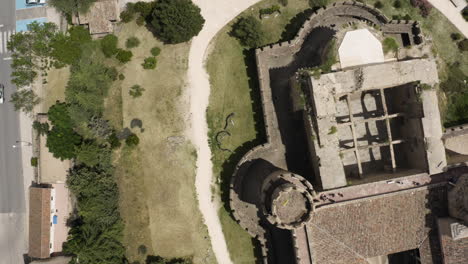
[29,187,51,259]
[306,185,448,264]
[74,0,119,35]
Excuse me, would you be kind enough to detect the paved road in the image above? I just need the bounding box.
[0,0,28,263]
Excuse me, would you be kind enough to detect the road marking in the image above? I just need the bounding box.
[0,32,2,54]
[3,57,12,60]
[2,31,6,54]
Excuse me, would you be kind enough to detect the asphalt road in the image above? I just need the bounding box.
[0,0,28,263]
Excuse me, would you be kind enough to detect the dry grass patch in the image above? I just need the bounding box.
[40,66,70,112]
[110,21,216,264]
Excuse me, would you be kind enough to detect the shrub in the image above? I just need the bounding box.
[101,34,119,58]
[125,133,140,146]
[136,16,145,26]
[451,33,462,41]
[31,157,38,167]
[116,49,133,63]
[129,85,145,98]
[231,16,265,48]
[151,46,161,56]
[279,0,288,7]
[125,37,140,48]
[134,1,157,18]
[410,0,432,17]
[108,132,121,149]
[328,126,337,134]
[393,0,401,8]
[142,57,157,69]
[120,10,134,23]
[383,37,399,54]
[463,8,468,22]
[106,66,118,81]
[33,120,50,136]
[458,39,468,52]
[392,14,412,21]
[309,0,328,8]
[259,5,281,16]
[374,1,383,9]
[69,26,92,44]
[118,73,125,80]
[151,0,205,44]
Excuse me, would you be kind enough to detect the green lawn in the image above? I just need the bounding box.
[207,0,468,263]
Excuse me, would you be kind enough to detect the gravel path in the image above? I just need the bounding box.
[187,1,261,263]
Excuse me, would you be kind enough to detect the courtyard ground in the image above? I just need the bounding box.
[106,21,216,264]
[206,0,468,263]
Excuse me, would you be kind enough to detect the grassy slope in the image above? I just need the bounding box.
[106,21,216,264]
[206,1,309,263]
[207,0,467,263]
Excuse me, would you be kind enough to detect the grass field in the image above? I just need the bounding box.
[107,21,216,264]
[206,0,468,263]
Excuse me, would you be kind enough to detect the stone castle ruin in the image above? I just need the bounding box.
[229,2,468,264]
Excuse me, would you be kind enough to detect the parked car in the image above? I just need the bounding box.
[26,0,46,5]
[0,84,4,104]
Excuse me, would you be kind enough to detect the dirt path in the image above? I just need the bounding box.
[187,1,261,263]
[427,0,468,37]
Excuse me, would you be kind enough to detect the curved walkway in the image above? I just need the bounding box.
[187,1,261,263]
[427,0,468,37]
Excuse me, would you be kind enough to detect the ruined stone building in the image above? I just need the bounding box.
[229,2,468,264]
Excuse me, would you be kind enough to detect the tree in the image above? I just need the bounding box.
[151,0,205,44]
[50,33,81,65]
[48,102,74,129]
[309,0,328,8]
[116,49,133,63]
[125,37,140,48]
[10,89,41,113]
[141,57,157,69]
[125,133,140,146]
[101,34,119,58]
[120,10,134,23]
[231,16,265,48]
[69,26,92,44]
[279,0,288,7]
[150,47,161,56]
[410,0,432,17]
[46,126,82,160]
[33,121,50,136]
[49,0,97,15]
[451,33,462,41]
[129,85,145,97]
[76,142,111,167]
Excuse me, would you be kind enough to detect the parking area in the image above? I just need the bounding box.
[16,0,46,10]
[16,17,47,32]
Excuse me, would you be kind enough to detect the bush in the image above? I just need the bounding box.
[393,0,401,8]
[120,10,134,23]
[31,157,38,167]
[141,57,157,69]
[383,37,399,54]
[33,120,50,136]
[259,5,281,16]
[134,1,157,18]
[69,26,92,44]
[125,133,140,146]
[118,73,125,80]
[392,14,412,21]
[279,0,288,6]
[125,37,140,48]
[101,34,119,58]
[151,46,161,56]
[108,132,121,149]
[410,0,432,17]
[151,0,205,44]
[451,33,462,41]
[231,16,264,48]
[458,39,468,52]
[136,16,145,26]
[106,66,118,81]
[116,49,133,63]
[374,1,383,9]
[129,85,145,98]
[10,89,41,113]
[463,8,468,22]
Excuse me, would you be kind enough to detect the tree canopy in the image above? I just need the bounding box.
[10,89,40,113]
[231,16,265,48]
[151,0,205,44]
[49,0,97,15]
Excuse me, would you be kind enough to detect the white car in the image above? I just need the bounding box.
[26,0,46,5]
[0,84,4,104]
